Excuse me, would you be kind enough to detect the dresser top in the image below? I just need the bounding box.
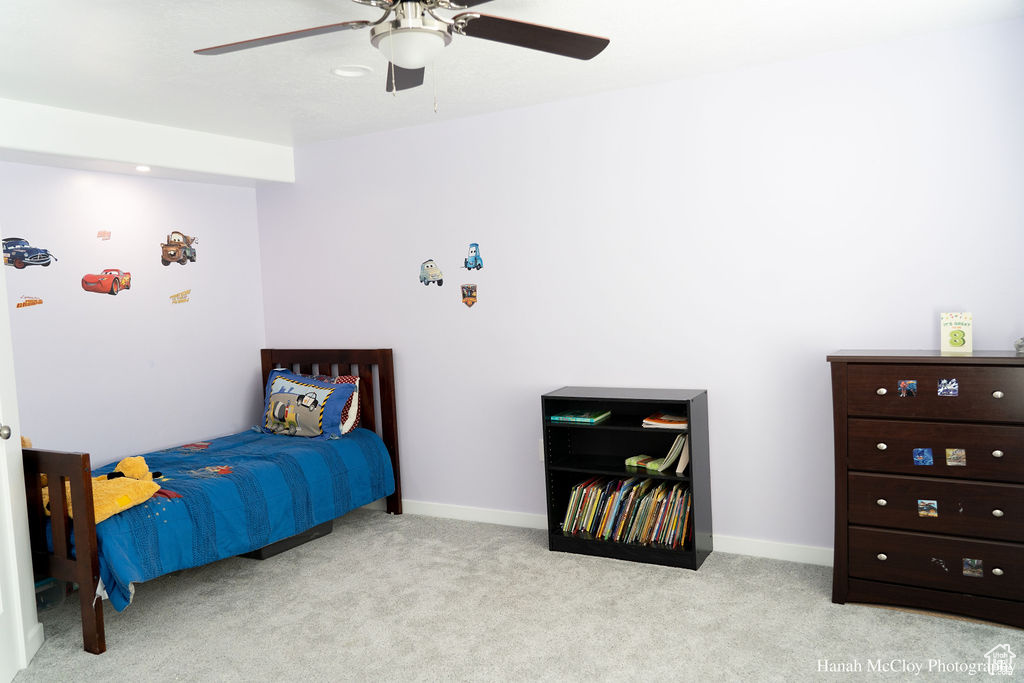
[828,350,1024,365]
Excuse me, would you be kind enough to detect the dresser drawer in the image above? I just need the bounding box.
[848,419,1024,483]
[847,364,1024,422]
[849,527,1024,601]
[848,472,1024,542]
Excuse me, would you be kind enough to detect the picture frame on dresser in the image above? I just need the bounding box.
[828,350,1024,629]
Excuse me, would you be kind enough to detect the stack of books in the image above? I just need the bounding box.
[642,411,688,430]
[549,409,611,425]
[624,433,689,474]
[560,477,692,548]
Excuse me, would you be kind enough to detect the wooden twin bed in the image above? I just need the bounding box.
[22,348,403,655]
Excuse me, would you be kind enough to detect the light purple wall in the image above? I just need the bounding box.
[258,19,1024,548]
[1,162,266,466]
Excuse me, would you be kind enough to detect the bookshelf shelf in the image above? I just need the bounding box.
[547,415,690,432]
[542,386,713,570]
[547,453,692,482]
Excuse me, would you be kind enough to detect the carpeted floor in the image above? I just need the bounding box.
[16,510,1022,681]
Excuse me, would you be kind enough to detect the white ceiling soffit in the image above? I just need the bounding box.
[1,1,1022,161]
[0,98,294,184]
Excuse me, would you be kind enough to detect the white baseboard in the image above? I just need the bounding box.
[713,534,833,567]
[365,498,832,566]
[401,499,548,530]
[25,621,44,666]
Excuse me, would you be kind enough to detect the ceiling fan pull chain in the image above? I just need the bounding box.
[432,60,439,113]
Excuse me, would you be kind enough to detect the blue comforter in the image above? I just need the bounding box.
[91,428,395,611]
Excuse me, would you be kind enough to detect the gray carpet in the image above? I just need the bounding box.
[16,510,1022,682]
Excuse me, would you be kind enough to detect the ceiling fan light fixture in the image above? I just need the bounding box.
[371,28,448,69]
[369,6,451,70]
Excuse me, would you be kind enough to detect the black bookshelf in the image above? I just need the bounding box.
[542,386,713,570]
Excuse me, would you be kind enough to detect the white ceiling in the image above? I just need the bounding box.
[3,0,1023,147]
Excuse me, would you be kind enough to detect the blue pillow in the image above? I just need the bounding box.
[262,370,358,439]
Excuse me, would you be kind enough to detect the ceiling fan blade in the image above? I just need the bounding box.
[451,0,498,6]
[452,13,609,60]
[386,64,425,92]
[194,20,372,55]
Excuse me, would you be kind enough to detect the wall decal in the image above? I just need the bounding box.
[161,230,197,266]
[3,237,57,269]
[463,242,483,270]
[461,284,477,307]
[82,269,132,295]
[16,296,43,309]
[97,230,112,241]
[419,259,443,286]
[170,289,191,304]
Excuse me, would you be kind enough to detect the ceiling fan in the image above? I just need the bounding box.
[194,0,610,93]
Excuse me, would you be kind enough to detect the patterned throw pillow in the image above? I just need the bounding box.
[262,370,357,438]
[311,375,361,435]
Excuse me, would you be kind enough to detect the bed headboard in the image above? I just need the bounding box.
[260,348,402,514]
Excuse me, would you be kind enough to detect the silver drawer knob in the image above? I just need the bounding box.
[877,553,888,561]
[992,509,1005,518]
[992,568,1004,576]
[876,498,888,507]
[992,450,1004,458]
[992,390,1005,399]
[876,442,888,451]
[876,388,887,396]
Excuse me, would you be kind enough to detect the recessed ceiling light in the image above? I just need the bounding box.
[331,65,373,79]
[135,165,151,173]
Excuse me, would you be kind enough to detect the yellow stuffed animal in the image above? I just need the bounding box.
[109,456,162,481]
[44,456,161,524]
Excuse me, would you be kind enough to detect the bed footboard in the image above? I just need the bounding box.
[23,448,106,654]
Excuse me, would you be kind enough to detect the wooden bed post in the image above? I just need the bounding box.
[376,349,402,515]
[69,454,105,655]
[23,448,106,654]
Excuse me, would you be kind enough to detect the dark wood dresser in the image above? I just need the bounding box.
[828,351,1024,628]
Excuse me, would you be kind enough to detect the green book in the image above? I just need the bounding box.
[624,455,660,469]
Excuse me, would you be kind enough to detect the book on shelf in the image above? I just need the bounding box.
[624,454,659,469]
[642,411,688,430]
[561,485,583,532]
[675,434,690,475]
[624,433,687,473]
[550,409,611,425]
[612,479,646,542]
[601,478,636,540]
[562,476,691,549]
